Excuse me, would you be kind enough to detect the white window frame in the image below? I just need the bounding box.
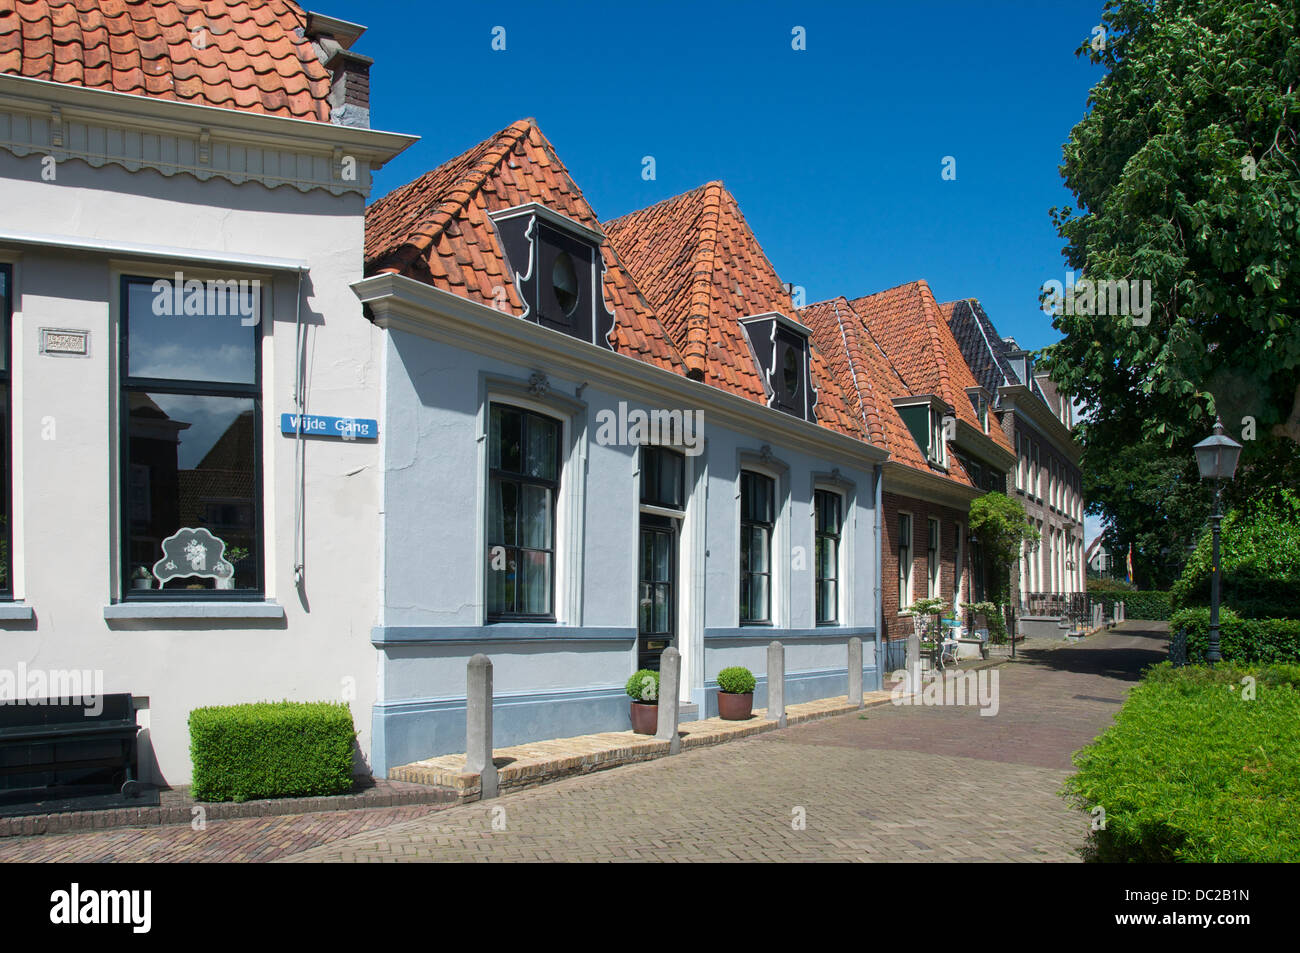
[926,517,941,599]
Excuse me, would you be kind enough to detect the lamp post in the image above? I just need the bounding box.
[1192,417,1243,664]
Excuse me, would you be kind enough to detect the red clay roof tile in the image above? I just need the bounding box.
[0,0,332,121]
[365,119,688,378]
[605,183,866,440]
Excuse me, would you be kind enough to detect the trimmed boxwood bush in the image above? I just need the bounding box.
[189,701,356,802]
[625,669,659,701]
[1171,607,1300,663]
[1090,590,1172,621]
[716,666,756,695]
[1064,662,1300,862]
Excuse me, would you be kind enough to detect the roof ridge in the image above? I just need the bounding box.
[373,119,533,275]
[681,181,725,379]
[908,280,958,405]
[829,297,885,446]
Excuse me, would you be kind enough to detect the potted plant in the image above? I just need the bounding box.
[131,565,154,590]
[626,669,659,734]
[716,666,756,720]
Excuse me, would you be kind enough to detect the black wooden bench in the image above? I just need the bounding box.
[0,693,142,799]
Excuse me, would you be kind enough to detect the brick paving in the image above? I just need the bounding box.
[0,624,1168,862]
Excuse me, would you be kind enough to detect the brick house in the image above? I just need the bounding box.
[943,298,1085,626]
[804,282,1017,646]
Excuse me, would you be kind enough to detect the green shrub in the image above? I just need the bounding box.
[1064,663,1300,861]
[716,666,756,695]
[1170,490,1300,618]
[1091,590,1172,621]
[1087,576,1134,594]
[625,669,659,701]
[1171,607,1300,663]
[188,701,355,802]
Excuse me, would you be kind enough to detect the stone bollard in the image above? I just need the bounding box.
[656,647,682,755]
[906,630,921,691]
[848,637,863,708]
[768,641,786,728]
[465,654,498,800]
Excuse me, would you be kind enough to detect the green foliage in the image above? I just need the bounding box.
[1170,491,1300,618]
[1086,576,1134,594]
[904,597,948,638]
[1041,0,1300,456]
[716,666,756,695]
[1064,663,1300,862]
[1091,590,1172,621]
[188,701,355,803]
[1041,0,1300,586]
[962,601,1007,644]
[625,669,660,701]
[1172,607,1300,663]
[968,492,1039,606]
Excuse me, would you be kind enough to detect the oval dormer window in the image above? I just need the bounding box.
[782,346,800,399]
[552,251,579,317]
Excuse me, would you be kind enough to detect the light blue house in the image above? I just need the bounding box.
[356,121,888,775]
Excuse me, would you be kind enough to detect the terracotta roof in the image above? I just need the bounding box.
[605,182,865,440]
[364,119,686,373]
[850,281,1014,456]
[0,0,333,121]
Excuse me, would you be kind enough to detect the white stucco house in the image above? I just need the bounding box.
[0,1,414,784]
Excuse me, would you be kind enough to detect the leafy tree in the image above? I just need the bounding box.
[968,492,1040,607]
[1041,0,1300,575]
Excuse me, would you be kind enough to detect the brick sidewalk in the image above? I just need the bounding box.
[0,624,1169,862]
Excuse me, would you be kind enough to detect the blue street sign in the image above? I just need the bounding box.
[280,413,378,440]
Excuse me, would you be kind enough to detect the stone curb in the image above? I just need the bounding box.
[392,691,897,803]
[0,779,458,839]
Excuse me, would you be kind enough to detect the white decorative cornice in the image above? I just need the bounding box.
[0,73,416,196]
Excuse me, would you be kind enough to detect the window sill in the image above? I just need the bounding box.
[103,601,284,621]
[0,602,35,621]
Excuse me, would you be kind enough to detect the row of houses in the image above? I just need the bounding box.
[0,1,1082,784]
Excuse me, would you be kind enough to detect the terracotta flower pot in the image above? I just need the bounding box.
[717,691,754,720]
[629,700,658,734]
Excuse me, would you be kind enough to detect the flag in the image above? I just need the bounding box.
[1125,544,1133,585]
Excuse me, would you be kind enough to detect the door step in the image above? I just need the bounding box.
[678,702,700,720]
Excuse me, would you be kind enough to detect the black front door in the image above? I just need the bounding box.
[638,515,676,671]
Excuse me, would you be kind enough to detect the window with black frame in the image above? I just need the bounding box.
[120,276,262,597]
[0,265,10,600]
[814,489,841,624]
[487,404,561,620]
[739,471,774,624]
[640,445,684,510]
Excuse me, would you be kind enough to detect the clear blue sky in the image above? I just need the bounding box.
[327,0,1106,352]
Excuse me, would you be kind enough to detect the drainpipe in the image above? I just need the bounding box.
[292,268,306,591]
[873,463,883,689]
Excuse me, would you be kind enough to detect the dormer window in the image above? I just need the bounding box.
[893,395,950,470]
[490,203,616,350]
[739,313,817,422]
[966,385,992,435]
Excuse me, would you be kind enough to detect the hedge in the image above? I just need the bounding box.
[1170,490,1300,619]
[1171,607,1300,664]
[189,701,356,802]
[1090,590,1171,621]
[1064,662,1300,862]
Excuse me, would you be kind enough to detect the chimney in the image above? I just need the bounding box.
[305,12,372,129]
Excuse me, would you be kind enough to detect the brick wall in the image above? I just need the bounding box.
[880,491,971,641]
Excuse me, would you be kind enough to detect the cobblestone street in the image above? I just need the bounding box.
[0,624,1168,863]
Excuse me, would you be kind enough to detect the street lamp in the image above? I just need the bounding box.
[1192,417,1243,663]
